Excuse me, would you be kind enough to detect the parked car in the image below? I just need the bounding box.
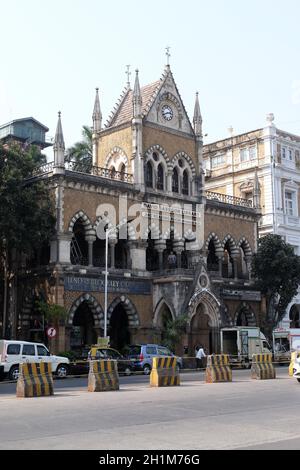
[127,344,183,375]
[293,355,300,383]
[90,347,134,376]
[0,340,70,381]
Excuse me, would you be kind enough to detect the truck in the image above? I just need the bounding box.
[220,327,272,368]
[272,328,300,363]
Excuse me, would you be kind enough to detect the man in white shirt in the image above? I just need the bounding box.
[196,345,206,369]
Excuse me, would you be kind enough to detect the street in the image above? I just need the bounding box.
[1,367,300,450]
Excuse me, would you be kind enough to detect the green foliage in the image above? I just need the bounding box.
[252,234,300,331]
[0,143,55,256]
[161,314,188,352]
[66,125,92,173]
[36,301,68,324]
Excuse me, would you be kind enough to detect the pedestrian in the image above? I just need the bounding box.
[196,345,206,369]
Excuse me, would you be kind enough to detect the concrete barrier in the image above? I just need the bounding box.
[289,351,300,377]
[16,362,54,398]
[88,360,119,392]
[205,354,232,383]
[150,357,180,387]
[251,354,276,380]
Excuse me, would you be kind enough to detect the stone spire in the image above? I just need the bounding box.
[193,92,202,137]
[133,69,142,118]
[92,88,102,132]
[132,69,143,189]
[53,111,65,170]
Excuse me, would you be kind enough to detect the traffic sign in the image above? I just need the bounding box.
[46,327,57,339]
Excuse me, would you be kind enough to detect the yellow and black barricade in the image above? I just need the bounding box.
[16,362,54,398]
[251,353,276,380]
[88,360,119,392]
[205,354,232,383]
[289,351,300,377]
[150,357,180,387]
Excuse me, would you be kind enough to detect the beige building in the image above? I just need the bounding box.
[203,114,300,329]
[15,64,264,356]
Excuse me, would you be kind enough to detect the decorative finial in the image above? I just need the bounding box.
[58,111,61,118]
[165,46,171,66]
[266,113,275,125]
[126,65,131,88]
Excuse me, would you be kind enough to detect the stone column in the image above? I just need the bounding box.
[154,240,166,271]
[128,240,147,271]
[109,238,117,269]
[232,256,238,281]
[167,170,172,193]
[51,233,73,264]
[173,240,185,269]
[86,235,96,267]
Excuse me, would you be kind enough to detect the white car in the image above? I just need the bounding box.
[293,356,300,383]
[0,340,70,381]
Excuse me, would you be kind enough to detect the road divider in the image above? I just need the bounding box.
[251,354,276,380]
[150,357,180,387]
[205,354,232,383]
[88,360,119,392]
[16,362,54,398]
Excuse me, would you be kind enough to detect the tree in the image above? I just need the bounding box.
[66,125,92,173]
[251,234,300,338]
[161,314,188,353]
[0,143,56,337]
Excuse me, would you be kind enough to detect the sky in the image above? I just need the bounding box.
[1,0,300,160]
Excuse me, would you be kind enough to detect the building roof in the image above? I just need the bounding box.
[105,80,162,128]
[0,117,49,132]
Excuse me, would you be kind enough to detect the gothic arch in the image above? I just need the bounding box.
[222,234,239,256]
[172,152,196,177]
[68,211,94,236]
[68,294,104,328]
[144,145,172,171]
[234,303,257,326]
[205,233,223,252]
[238,237,253,258]
[105,147,129,172]
[188,289,222,328]
[107,296,140,328]
[153,298,175,327]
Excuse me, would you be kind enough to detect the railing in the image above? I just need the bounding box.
[32,161,54,176]
[30,161,134,183]
[205,191,253,208]
[91,166,134,183]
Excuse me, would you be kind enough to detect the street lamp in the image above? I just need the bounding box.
[103,218,128,340]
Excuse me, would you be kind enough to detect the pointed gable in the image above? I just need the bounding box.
[104,67,194,136]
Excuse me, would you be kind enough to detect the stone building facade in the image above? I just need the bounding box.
[17,65,264,355]
[203,115,300,329]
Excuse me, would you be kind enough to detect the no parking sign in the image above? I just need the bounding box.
[46,327,57,339]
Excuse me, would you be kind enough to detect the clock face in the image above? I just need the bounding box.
[161,104,173,121]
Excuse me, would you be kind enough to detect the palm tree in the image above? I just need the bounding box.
[66,125,92,173]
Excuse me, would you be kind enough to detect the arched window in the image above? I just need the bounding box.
[146,161,153,188]
[207,240,219,272]
[182,170,189,195]
[157,164,164,191]
[172,168,179,193]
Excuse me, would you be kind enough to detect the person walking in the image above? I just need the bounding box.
[196,345,206,369]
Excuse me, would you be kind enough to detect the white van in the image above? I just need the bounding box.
[0,340,70,381]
